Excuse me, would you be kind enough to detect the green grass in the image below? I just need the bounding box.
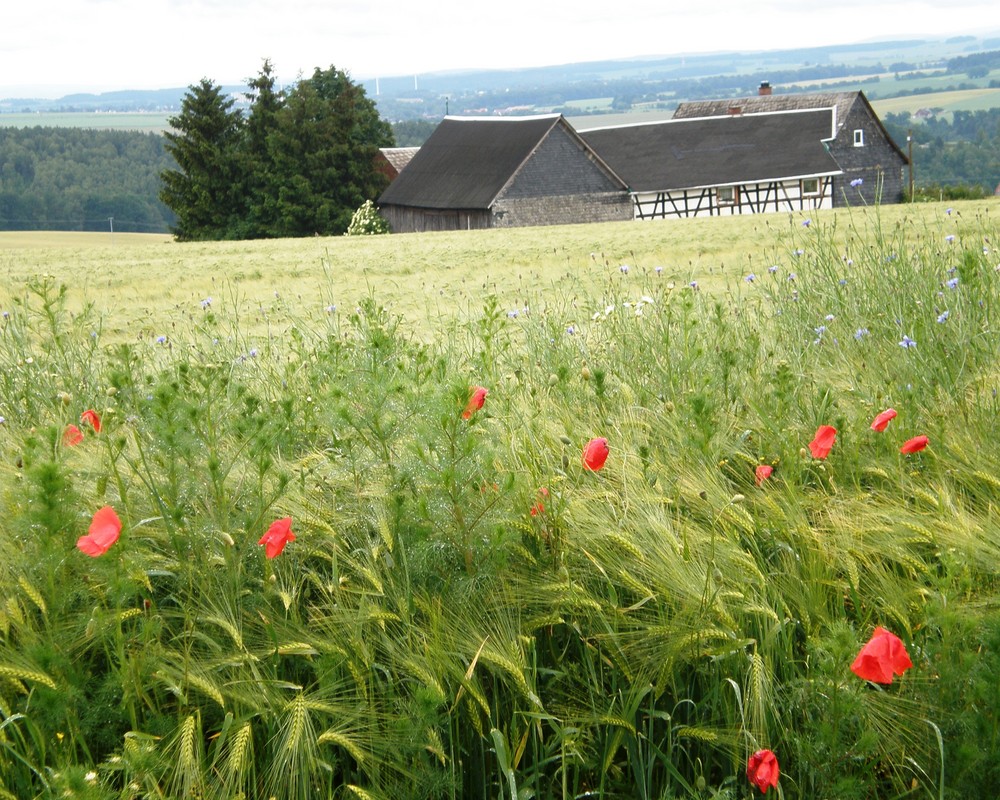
[1,201,999,799]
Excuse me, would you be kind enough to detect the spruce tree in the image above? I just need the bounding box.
[241,60,284,238]
[159,79,244,240]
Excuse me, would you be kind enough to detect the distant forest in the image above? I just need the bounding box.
[883,108,1000,197]
[0,128,175,232]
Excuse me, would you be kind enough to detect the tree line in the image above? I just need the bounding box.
[160,62,395,240]
[0,127,175,232]
[884,108,1000,195]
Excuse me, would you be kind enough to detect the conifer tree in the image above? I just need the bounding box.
[159,78,244,240]
[268,66,394,237]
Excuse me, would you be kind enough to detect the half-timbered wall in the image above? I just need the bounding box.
[633,176,835,219]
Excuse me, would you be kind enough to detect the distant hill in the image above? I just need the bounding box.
[3,33,999,122]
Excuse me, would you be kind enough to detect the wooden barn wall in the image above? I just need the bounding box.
[829,101,908,206]
[633,176,835,219]
[381,205,491,233]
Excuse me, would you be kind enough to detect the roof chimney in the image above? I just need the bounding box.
[759,81,772,96]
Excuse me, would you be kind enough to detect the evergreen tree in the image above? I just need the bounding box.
[241,60,284,238]
[159,78,244,240]
[268,66,394,237]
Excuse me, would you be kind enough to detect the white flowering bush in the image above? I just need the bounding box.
[345,199,390,235]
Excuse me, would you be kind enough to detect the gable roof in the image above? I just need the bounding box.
[674,90,907,162]
[378,147,420,174]
[379,114,622,210]
[580,109,841,193]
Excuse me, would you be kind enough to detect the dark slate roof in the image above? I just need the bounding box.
[580,109,841,193]
[674,91,907,161]
[674,92,859,128]
[378,115,568,210]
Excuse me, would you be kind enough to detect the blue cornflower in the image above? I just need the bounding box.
[793,249,804,257]
[620,264,629,274]
[566,325,576,335]
[946,277,959,290]
[850,178,863,187]
[803,219,812,227]
[249,349,258,358]
[745,273,756,283]
[854,327,870,340]
[156,335,167,344]
[655,266,663,274]
[814,325,827,336]
[201,297,212,308]
[839,278,848,286]
[768,264,779,273]
[788,273,797,281]
[825,314,835,321]
[937,311,950,323]
[899,335,917,349]
[689,280,698,289]
[945,234,956,243]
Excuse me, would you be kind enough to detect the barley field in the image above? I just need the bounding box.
[1,200,998,799]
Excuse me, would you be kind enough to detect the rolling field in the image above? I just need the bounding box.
[2,200,999,799]
[3,201,990,339]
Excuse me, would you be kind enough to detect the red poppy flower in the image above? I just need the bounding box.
[582,437,609,471]
[63,424,84,447]
[808,425,837,459]
[259,516,296,559]
[851,626,913,684]
[746,749,780,794]
[81,409,102,433]
[870,408,897,432]
[462,386,488,420]
[900,435,929,454]
[755,465,773,486]
[530,487,549,516]
[76,506,122,557]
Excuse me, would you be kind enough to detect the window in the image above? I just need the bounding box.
[801,178,820,196]
[717,186,738,205]
[853,128,865,147]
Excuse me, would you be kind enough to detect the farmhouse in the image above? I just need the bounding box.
[377,115,632,232]
[580,108,843,219]
[673,89,909,205]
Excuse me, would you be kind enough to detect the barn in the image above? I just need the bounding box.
[377,115,632,233]
[673,88,909,205]
[580,108,843,219]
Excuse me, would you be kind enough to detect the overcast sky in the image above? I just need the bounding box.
[2,0,996,98]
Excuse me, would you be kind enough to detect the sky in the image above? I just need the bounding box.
[2,0,997,98]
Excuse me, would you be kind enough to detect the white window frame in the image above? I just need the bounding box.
[801,178,820,196]
[717,186,738,205]
[853,128,865,147]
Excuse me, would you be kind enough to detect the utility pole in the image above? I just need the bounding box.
[109,216,114,245]
[907,130,914,201]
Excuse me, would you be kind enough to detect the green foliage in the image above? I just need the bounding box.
[159,78,244,241]
[346,200,389,236]
[159,64,394,241]
[0,127,175,232]
[1,209,999,799]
